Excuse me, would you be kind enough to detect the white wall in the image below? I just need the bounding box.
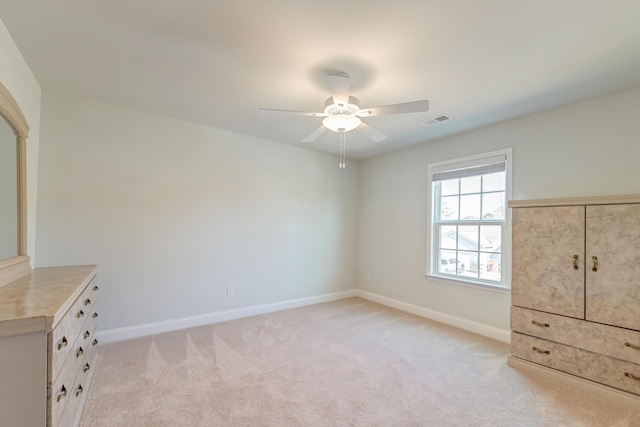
[11,4,638,337]
[0,18,41,265]
[357,86,640,332]
[36,92,358,331]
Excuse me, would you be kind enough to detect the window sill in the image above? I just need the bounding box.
[423,273,511,294]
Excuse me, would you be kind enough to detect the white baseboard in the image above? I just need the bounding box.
[97,289,357,344]
[97,289,509,345]
[507,356,640,411]
[355,290,511,343]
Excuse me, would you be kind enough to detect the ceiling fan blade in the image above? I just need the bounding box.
[301,126,328,143]
[357,100,429,117]
[356,122,387,142]
[327,73,351,106]
[259,108,326,117]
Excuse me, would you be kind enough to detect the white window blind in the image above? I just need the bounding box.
[431,155,506,182]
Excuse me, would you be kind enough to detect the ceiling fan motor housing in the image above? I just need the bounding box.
[324,96,361,116]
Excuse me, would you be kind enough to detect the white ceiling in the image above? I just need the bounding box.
[2,1,640,159]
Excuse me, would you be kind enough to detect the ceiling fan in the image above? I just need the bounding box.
[260,73,429,168]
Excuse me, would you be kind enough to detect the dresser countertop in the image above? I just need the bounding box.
[0,265,97,336]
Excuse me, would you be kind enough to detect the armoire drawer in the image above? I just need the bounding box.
[511,306,640,364]
[512,332,640,396]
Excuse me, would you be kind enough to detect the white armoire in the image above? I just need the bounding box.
[508,195,640,409]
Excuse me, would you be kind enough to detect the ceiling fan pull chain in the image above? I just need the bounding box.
[339,132,342,168]
[340,131,347,169]
[339,132,346,169]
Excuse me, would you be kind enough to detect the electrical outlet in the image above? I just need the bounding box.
[226,286,234,297]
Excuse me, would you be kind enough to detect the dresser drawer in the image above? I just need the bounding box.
[76,304,98,351]
[56,327,98,427]
[82,326,99,379]
[51,281,99,382]
[50,352,79,427]
[511,306,640,364]
[51,330,92,426]
[51,324,98,427]
[512,332,640,396]
[57,383,84,427]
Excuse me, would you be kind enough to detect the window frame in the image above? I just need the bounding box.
[426,149,512,292]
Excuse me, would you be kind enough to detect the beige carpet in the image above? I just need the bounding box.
[80,298,640,426]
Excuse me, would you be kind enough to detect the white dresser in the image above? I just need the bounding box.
[508,195,640,409]
[0,265,99,427]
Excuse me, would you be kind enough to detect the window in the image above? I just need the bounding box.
[427,149,512,289]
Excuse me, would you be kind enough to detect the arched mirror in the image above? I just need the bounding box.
[0,81,30,288]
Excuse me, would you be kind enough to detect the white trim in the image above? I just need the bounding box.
[509,193,640,208]
[507,356,640,411]
[96,290,357,344]
[423,273,511,294]
[96,289,509,345]
[355,290,511,343]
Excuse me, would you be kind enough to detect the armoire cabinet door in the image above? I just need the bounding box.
[512,206,585,318]
[586,204,640,331]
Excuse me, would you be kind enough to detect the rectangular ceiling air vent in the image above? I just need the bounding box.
[422,114,453,126]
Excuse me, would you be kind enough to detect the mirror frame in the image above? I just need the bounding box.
[0,81,31,288]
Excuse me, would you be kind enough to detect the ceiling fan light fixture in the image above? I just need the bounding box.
[322,114,361,133]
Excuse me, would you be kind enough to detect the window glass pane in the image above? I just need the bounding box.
[458,250,478,277]
[440,196,459,220]
[440,179,459,196]
[459,194,480,220]
[440,225,457,250]
[460,175,481,194]
[458,225,479,251]
[482,192,505,220]
[480,226,502,251]
[438,250,457,274]
[480,252,501,281]
[482,172,505,192]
